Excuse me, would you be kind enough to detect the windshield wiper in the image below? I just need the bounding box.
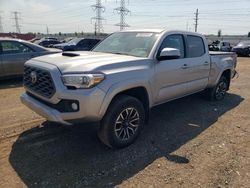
[111,52,132,56]
[94,50,134,56]
[112,52,124,55]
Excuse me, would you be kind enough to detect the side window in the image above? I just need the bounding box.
[89,40,95,48]
[187,35,205,58]
[78,39,90,47]
[1,41,33,54]
[91,39,98,46]
[158,34,185,59]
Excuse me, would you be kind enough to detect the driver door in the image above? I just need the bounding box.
[154,34,189,104]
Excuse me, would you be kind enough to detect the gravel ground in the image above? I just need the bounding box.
[0,57,250,188]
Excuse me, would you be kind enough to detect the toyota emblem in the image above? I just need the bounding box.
[30,71,37,84]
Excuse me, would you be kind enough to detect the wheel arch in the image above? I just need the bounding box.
[220,69,231,90]
[99,81,152,120]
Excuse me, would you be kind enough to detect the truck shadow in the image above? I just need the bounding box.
[9,93,243,187]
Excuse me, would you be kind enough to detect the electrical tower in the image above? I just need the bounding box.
[0,11,3,33]
[12,11,21,33]
[91,0,105,35]
[114,0,130,31]
[194,9,199,32]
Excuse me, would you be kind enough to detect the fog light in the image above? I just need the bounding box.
[71,103,78,111]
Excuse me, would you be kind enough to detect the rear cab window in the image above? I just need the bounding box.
[187,35,205,58]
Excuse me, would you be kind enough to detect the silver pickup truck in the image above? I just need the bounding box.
[21,29,237,148]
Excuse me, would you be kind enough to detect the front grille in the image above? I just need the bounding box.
[23,66,55,98]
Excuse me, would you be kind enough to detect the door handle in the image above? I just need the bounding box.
[204,61,209,65]
[181,64,189,69]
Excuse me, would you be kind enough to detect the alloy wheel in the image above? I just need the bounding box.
[114,107,140,141]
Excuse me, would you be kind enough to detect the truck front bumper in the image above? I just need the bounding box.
[20,87,106,125]
[21,92,72,125]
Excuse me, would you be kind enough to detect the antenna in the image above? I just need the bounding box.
[114,0,130,31]
[194,9,199,32]
[12,11,21,33]
[91,0,105,34]
[0,11,3,33]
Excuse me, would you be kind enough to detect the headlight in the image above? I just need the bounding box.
[62,73,105,89]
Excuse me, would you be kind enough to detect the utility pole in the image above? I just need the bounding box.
[46,25,49,35]
[194,8,199,32]
[94,22,97,36]
[12,11,21,33]
[114,0,130,31]
[91,0,105,35]
[0,11,3,33]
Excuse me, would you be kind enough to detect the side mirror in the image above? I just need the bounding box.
[157,48,181,61]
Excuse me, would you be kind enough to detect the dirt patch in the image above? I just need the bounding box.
[0,58,250,188]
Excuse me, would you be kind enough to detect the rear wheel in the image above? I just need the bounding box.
[205,76,229,101]
[98,95,145,149]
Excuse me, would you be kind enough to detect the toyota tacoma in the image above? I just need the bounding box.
[20,29,237,148]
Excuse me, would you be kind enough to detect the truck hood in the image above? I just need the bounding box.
[32,51,147,74]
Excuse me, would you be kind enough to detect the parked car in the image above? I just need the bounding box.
[42,37,58,41]
[208,40,220,51]
[53,38,100,51]
[209,41,231,52]
[60,37,75,43]
[36,39,62,48]
[29,37,41,43]
[218,41,232,52]
[232,41,250,57]
[21,29,237,148]
[0,38,61,78]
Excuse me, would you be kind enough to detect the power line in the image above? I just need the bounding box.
[114,0,130,31]
[12,11,21,33]
[91,0,105,34]
[0,11,3,32]
[194,8,199,32]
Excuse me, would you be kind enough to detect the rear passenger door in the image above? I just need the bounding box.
[184,35,210,93]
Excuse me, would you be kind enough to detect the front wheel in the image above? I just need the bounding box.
[205,76,229,101]
[98,95,145,149]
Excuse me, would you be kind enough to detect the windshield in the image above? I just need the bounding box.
[93,32,159,57]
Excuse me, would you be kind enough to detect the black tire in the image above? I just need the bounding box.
[98,95,145,149]
[205,76,229,101]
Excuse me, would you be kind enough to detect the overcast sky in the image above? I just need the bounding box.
[0,0,249,35]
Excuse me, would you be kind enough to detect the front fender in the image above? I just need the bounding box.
[98,78,153,118]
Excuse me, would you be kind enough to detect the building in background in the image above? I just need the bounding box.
[0,33,35,41]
